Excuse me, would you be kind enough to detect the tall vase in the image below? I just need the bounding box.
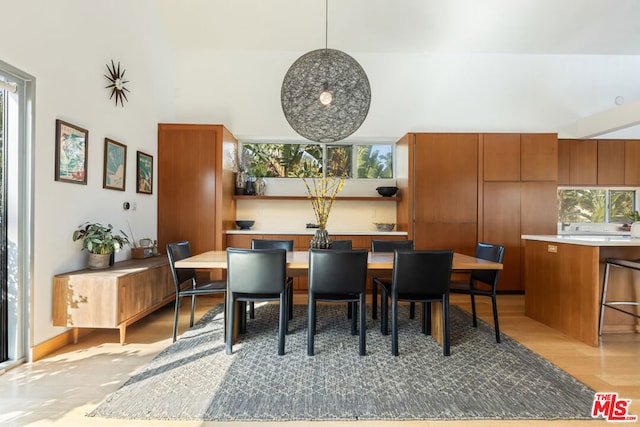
[631,222,640,239]
[255,177,266,196]
[310,228,332,249]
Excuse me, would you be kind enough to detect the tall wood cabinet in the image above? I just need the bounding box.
[396,133,479,256]
[397,132,558,292]
[157,124,237,263]
[480,133,558,291]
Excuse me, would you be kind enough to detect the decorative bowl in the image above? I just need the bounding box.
[374,222,395,232]
[376,186,398,197]
[235,220,255,230]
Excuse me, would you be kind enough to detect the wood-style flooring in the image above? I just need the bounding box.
[0,294,638,427]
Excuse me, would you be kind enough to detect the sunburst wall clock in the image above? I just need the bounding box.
[104,60,130,106]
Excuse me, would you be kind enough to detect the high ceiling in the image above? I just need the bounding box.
[157,0,640,55]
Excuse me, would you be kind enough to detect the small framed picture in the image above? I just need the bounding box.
[103,138,127,191]
[55,119,88,184]
[136,151,153,194]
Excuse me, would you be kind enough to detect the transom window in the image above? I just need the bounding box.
[240,142,393,179]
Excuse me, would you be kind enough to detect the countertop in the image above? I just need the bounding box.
[227,229,408,236]
[521,234,640,247]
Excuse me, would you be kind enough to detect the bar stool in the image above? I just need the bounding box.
[599,258,640,336]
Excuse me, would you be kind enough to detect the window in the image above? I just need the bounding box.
[558,188,636,224]
[240,142,393,178]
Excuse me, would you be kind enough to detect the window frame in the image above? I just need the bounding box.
[557,186,638,224]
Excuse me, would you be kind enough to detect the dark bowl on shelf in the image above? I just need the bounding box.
[235,220,255,230]
[376,186,398,197]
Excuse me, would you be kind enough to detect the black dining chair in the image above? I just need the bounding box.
[390,249,454,356]
[250,239,294,320]
[226,248,290,355]
[307,248,369,356]
[326,240,357,319]
[166,241,227,342]
[371,240,414,326]
[449,242,505,343]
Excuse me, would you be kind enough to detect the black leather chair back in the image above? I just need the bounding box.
[371,239,413,252]
[308,249,368,294]
[166,241,196,291]
[392,249,454,297]
[471,243,505,286]
[227,248,287,294]
[251,239,294,251]
[329,240,352,250]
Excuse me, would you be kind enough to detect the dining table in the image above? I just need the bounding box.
[175,250,503,347]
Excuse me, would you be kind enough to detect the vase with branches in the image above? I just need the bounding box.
[302,174,345,248]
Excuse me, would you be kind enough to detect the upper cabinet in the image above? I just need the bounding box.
[558,139,639,186]
[483,133,557,182]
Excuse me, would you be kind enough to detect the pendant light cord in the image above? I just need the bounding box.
[325,0,328,50]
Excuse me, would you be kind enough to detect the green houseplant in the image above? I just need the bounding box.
[72,222,129,269]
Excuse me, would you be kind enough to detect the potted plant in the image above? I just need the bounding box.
[625,210,640,239]
[72,222,130,269]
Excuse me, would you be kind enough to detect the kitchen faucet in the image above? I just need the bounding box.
[560,210,581,231]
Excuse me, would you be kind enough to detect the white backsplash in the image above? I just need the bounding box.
[235,178,398,232]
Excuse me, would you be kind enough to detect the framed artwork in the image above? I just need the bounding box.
[103,138,127,191]
[136,151,153,194]
[55,119,88,184]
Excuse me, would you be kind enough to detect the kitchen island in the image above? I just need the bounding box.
[522,234,640,346]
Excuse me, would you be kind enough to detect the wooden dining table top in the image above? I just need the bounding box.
[174,250,503,271]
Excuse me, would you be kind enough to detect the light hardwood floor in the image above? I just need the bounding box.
[0,294,638,427]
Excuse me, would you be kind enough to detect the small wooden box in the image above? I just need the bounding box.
[131,247,153,259]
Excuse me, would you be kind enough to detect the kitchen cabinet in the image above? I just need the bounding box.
[482,133,520,181]
[558,138,638,186]
[520,133,558,181]
[597,140,625,185]
[397,133,479,256]
[158,124,237,279]
[625,140,640,185]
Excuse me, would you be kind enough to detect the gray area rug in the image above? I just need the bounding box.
[89,303,595,421]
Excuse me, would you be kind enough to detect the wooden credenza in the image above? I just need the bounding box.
[53,256,173,345]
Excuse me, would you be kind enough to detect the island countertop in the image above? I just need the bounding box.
[227,229,408,236]
[521,234,640,247]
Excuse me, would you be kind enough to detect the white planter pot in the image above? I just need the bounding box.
[631,222,640,239]
[87,253,111,269]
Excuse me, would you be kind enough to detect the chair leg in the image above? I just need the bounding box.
[442,295,450,356]
[409,302,415,319]
[226,295,235,355]
[372,281,378,319]
[222,294,227,343]
[189,295,196,327]
[424,302,432,335]
[421,302,427,334]
[307,294,315,356]
[278,293,286,356]
[359,292,366,356]
[380,287,389,335]
[347,302,353,319]
[351,302,358,335]
[599,263,611,337]
[470,293,478,327]
[173,296,180,342]
[249,301,255,319]
[391,294,399,356]
[492,295,501,343]
[240,301,247,333]
[287,279,294,320]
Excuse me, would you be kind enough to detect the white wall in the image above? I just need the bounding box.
[1,0,175,346]
[172,49,640,140]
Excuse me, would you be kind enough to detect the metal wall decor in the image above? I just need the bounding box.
[280,1,371,143]
[105,60,130,106]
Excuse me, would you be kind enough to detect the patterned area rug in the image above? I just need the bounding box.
[89,303,595,421]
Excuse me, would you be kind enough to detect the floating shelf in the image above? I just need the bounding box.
[232,195,400,201]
